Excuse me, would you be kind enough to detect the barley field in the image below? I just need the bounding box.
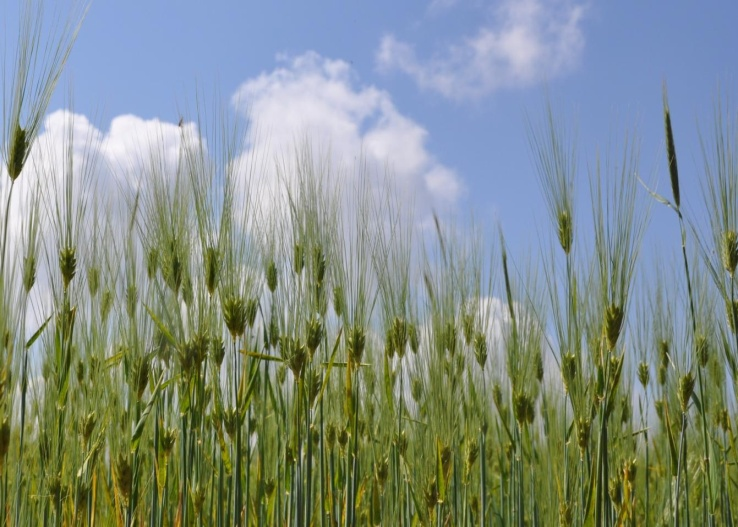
[2,2,738,526]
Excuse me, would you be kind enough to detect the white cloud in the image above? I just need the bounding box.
[231,51,463,217]
[377,0,587,100]
[1,53,462,335]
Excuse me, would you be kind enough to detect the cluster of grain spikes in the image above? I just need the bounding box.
[529,102,648,527]
[7,2,738,526]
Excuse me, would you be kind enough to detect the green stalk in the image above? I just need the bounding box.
[234,338,243,527]
[663,89,715,525]
[479,426,486,527]
[0,181,16,281]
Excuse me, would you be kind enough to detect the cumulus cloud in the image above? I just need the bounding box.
[377,0,587,100]
[6,52,461,254]
[2,52,462,333]
[231,51,463,216]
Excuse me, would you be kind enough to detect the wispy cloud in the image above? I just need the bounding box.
[377,0,587,100]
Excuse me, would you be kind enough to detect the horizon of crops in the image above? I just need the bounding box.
[2,2,738,526]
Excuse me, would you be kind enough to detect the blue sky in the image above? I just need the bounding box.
[5,0,738,261]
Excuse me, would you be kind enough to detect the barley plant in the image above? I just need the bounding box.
[3,2,738,526]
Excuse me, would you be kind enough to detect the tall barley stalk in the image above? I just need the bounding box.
[5,3,738,525]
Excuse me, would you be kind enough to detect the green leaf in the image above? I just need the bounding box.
[245,351,284,363]
[638,176,676,211]
[215,426,232,475]
[314,327,342,409]
[436,438,446,503]
[238,360,260,414]
[663,404,679,476]
[25,315,51,349]
[583,443,597,520]
[105,351,125,369]
[143,303,179,350]
[131,374,165,453]
[382,354,395,416]
[371,479,382,526]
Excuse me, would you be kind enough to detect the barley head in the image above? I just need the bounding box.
[654,399,665,421]
[558,210,573,254]
[305,369,321,406]
[695,334,709,368]
[332,285,344,317]
[637,361,650,388]
[211,335,225,368]
[326,423,337,451]
[559,501,573,527]
[146,248,159,280]
[726,299,738,334]
[160,426,177,457]
[126,284,137,318]
[411,377,423,403]
[441,444,452,481]
[534,350,544,382]
[462,310,475,345]
[59,246,77,289]
[716,408,731,434]
[191,484,206,518]
[268,316,279,349]
[663,88,681,209]
[576,417,591,457]
[204,246,220,295]
[376,457,389,488]
[79,412,96,447]
[338,427,349,451]
[561,353,577,394]
[245,297,258,328]
[722,230,738,276]
[293,243,304,275]
[86,266,98,297]
[223,406,241,440]
[608,474,623,508]
[266,259,278,293]
[423,478,439,511]
[384,328,396,359]
[492,383,502,408]
[222,295,248,338]
[347,325,366,366]
[408,322,419,353]
[7,124,28,181]
[162,245,183,295]
[604,303,624,351]
[442,321,457,356]
[395,430,407,457]
[391,317,408,358]
[312,245,326,284]
[513,391,535,427]
[22,254,37,293]
[133,356,150,400]
[306,317,323,358]
[658,339,670,368]
[677,371,695,413]
[115,453,133,504]
[473,332,487,369]
[0,418,9,468]
[464,440,479,477]
[281,336,307,379]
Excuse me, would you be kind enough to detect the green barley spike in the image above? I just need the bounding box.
[663,85,681,209]
[7,124,28,182]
